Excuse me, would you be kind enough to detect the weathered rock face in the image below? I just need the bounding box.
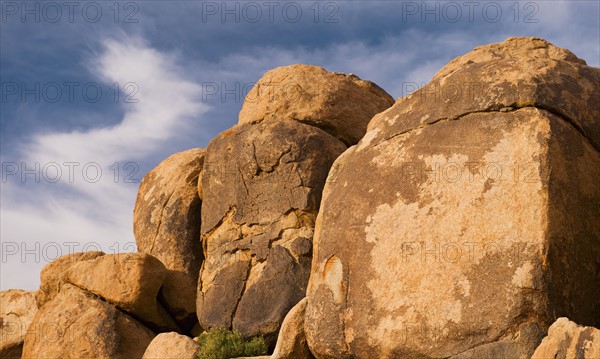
[532,318,600,359]
[134,148,205,329]
[36,251,105,307]
[271,298,313,359]
[366,37,600,150]
[0,290,38,359]
[64,253,179,332]
[305,37,600,358]
[198,119,346,343]
[238,64,394,146]
[22,284,155,359]
[142,332,200,359]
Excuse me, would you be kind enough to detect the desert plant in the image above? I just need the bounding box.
[196,327,268,359]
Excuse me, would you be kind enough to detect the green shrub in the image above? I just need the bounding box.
[196,328,268,359]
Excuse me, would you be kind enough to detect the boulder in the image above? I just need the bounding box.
[142,332,200,359]
[198,119,346,343]
[366,37,600,150]
[305,37,600,358]
[134,148,205,329]
[36,251,105,307]
[0,290,38,359]
[532,318,600,359]
[22,284,155,359]
[64,253,179,332]
[238,64,394,145]
[271,298,313,359]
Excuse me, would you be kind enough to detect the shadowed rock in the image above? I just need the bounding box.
[198,119,346,344]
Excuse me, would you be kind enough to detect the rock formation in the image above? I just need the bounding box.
[305,37,600,358]
[134,148,205,330]
[197,65,393,344]
[21,252,182,358]
[197,119,346,343]
[3,37,599,359]
[0,290,37,358]
[449,322,544,359]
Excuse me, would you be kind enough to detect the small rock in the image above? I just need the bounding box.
[142,332,200,359]
[272,298,313,359]
[532,318,600,359]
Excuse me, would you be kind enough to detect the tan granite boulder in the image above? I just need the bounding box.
[367,37,600,150]
[532,318,600,359]
[271,298,313,359]
[305,37,600,358]
[36,251,105,307]
[198,119,346,344]
[449,322,544,359]
[0,290,38,359]
[134,148,205,329]
[64,253,178,332]
[239,64,394,145]
[22,284,155,359]
[142,332,200,359]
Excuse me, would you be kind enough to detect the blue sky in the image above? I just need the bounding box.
[1,1,599,290]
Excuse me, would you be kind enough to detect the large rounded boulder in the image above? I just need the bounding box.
[239,64,394,146]
[305,37,600,358]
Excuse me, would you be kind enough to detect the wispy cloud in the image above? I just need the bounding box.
[1,36,208,290]
[26,36,205,164]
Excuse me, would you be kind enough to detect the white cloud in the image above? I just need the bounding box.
[27,37,205,164]
[1,36,208,290]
